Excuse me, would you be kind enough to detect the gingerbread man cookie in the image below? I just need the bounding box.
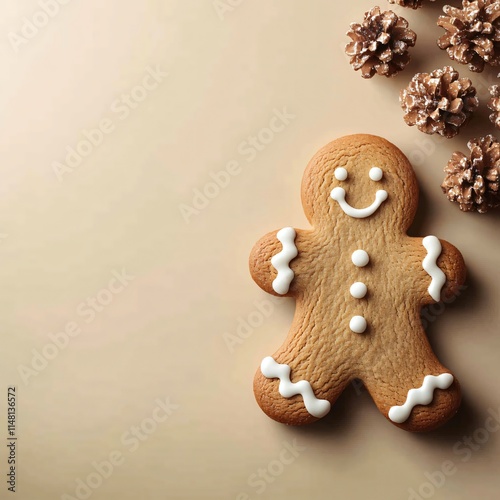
[250,134,466,432]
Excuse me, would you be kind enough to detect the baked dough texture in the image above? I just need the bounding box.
[250,134,466,432]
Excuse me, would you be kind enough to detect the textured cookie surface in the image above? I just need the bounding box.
[249,134,466,432]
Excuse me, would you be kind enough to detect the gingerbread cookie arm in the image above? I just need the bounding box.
[363,348,461,432]
[435,239,467,300]
[249,228,311,297]
[404,236,466,305]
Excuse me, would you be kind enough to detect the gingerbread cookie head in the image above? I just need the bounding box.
[250,134,466,432]
[301,135,419,233]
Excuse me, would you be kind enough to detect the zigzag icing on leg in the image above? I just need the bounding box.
[388,373,454,424]
[261,356,331,418]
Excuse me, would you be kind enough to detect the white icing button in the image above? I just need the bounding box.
[350,282,367,299]
[334,167,348,181]
[350,316,367,334]
[369,167,383,182]
[351,250,370,267]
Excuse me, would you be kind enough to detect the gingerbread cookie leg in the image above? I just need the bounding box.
[253,318,354,426]
[254,359,328,425]
[254,362,352,426]
[364,354,461,432]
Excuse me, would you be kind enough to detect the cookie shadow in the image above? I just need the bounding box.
[281,382,373,440]
[409,395,492,455]
[279,381,486,453]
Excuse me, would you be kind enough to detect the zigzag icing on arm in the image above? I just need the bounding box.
[388,373,454,424]
[422,236,446,302]
[260,357,331,418]
[271,227,298,295]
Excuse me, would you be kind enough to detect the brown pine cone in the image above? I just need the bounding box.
[388,0,435,9]
[437,0,500,73]
[345,7,417,79]
[442,135,500,213]
[400,66,479,138]
[488,80,500,128]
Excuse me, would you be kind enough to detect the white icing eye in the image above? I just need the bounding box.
[334,167,348,181]
[369,167,383,182]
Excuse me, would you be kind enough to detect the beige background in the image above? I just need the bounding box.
[0,0,499,499]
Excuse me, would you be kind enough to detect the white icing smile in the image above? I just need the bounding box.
[331,167,388,219]
[331,187,388,219]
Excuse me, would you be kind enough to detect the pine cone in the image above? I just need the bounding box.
[437,0,500,73]
[345,7,417,79]
[388,0,435,9]
[488,80,500,128]
[442,135,500,213]
[400,66,479,138]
